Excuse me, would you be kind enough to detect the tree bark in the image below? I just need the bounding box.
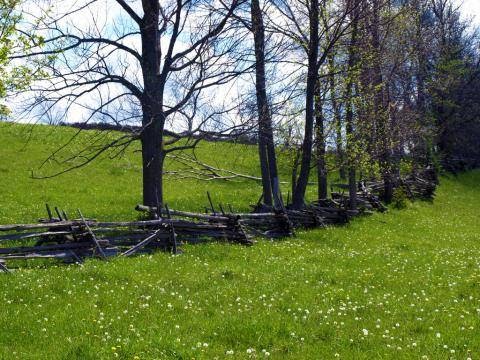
[291,0,319,209]
[258,141,273,206]
[251,0,280,208]
[315,79,328,200]
[141,115,165,207]
[414,0,431,166]
[371,0,392,203]
[383,85,394,203]
[140,0,165,207]
[345,88,357,210]
[328,53,346,180]
[345,0,359,211]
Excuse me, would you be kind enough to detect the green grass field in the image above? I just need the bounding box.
[0,122,329,222]
[1,123,479,359]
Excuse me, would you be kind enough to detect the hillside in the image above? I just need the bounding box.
[0,123,304,223]
[0,123,479,359]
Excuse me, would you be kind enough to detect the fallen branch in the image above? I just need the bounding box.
[167,154,288,183]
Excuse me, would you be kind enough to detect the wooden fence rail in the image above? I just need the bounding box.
[0,172,436,272]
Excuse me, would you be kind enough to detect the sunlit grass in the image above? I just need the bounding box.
[0,122,324,222]
[0,123,479,359]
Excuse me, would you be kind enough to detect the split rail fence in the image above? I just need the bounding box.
[0,170,436,272]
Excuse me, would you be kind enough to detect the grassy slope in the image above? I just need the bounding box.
[0,122,262,222]
[1,123,480,359]
[0,122,323,222]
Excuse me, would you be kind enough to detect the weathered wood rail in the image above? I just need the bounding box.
[0,172,436,272]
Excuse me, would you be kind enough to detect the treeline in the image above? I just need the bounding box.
[6,0,480,210]
[249,0,480,209]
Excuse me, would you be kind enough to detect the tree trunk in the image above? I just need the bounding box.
[383,173,393,202]
[258,142,273,206]
[328,53,346,180]
[414,0,431,166]
[315,79,328,200]
[267,131,281,208]
[345,0,359,211]
[140,1,165,207]
[383,86,394,203]
[371,0,392,203]
[345,92,357,211]
[141,114,165,207]
[251,0,280,208]
[291,0,319,209]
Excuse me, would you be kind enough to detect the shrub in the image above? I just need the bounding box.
[391,187,408,209]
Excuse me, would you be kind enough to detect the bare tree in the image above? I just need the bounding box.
[15,0,247,207]
[327,50,346,180]
[250,0,281,209]
[314,77,327,200]
[345,0,361,210]
[268,0,357,208]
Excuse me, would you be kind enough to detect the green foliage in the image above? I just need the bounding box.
[0,0,43,115]
[0,127,479,358]
[391,187,408,209]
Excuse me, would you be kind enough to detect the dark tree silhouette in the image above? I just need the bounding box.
[15,0,247,206]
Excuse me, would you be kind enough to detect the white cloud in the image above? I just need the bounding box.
[460,0,480,25]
